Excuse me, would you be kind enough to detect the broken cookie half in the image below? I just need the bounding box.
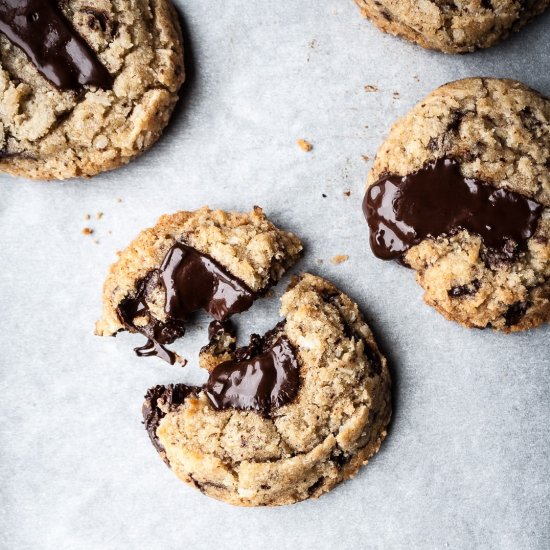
[95,207,303,364]
[143,274,392,506]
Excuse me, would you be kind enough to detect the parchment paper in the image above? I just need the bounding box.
[1,2,549,549]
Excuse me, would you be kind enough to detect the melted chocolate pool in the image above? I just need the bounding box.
[363,157,542,261]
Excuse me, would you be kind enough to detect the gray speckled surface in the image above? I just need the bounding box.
[1,2,549,549]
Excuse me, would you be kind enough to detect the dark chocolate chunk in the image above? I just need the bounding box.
[363,157,542,261]
[448,279,481,298]
[84,8,109,33]
[117,243,256,364]
[504,301,529,327]
[205,333,299,417]
[330,449,350,469]
[0,0,112,90]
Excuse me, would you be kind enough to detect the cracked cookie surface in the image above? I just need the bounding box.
[144,274,392,506]
[0,0,184,180]
[353,0,550,53]
[96,207,303,359]
[367,78,550,332]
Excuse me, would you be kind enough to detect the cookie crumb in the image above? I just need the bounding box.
[307,39,317,62]
[393,91,400,99]
[331,255,349,265]
[362,154,370,163]
[344,190,351,197]
[82,227,94,236]
[297,139,313,152]
[96,212,104,220]
[84,213,91,221]
[364,85,378,92]
[322,193,327,198]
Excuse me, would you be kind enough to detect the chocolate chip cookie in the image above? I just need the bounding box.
[363,78,550,332]
[96,207,303,363]
[143,274,391,506]
[0,0,184,179]
[353,0,550,53]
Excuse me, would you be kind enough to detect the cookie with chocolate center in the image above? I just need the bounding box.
[143,274,391,506]
[0,0,184,179]
[363,78,550,332]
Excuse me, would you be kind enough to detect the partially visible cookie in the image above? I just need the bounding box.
[0,0,184,179]
[143,274,392,506]
[353,0,550,53]
[96,207,303,363]
[363,78,550,332]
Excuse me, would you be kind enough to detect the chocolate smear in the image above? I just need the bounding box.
[363,157,542,261]
[117,243,255,364]
[161,243,255,322]
[205,333,299,417]
[0,0,112,90]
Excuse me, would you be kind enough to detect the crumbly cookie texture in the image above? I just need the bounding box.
[368,78,550,332]
[0,0,184,180]
[147,274,392,506]
[354,0,550,53]
[96,207,303,337]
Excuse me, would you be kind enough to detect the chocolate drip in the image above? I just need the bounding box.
[0,0,112,90]
[363,158,543,261]
[118,275,184,365]
[117,243,255,364]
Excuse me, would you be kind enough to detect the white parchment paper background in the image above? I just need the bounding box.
[1,2,549,549]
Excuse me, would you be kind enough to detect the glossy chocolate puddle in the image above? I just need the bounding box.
[0,0,112,90]
[118,243,256,365]
[363,157,543,262]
